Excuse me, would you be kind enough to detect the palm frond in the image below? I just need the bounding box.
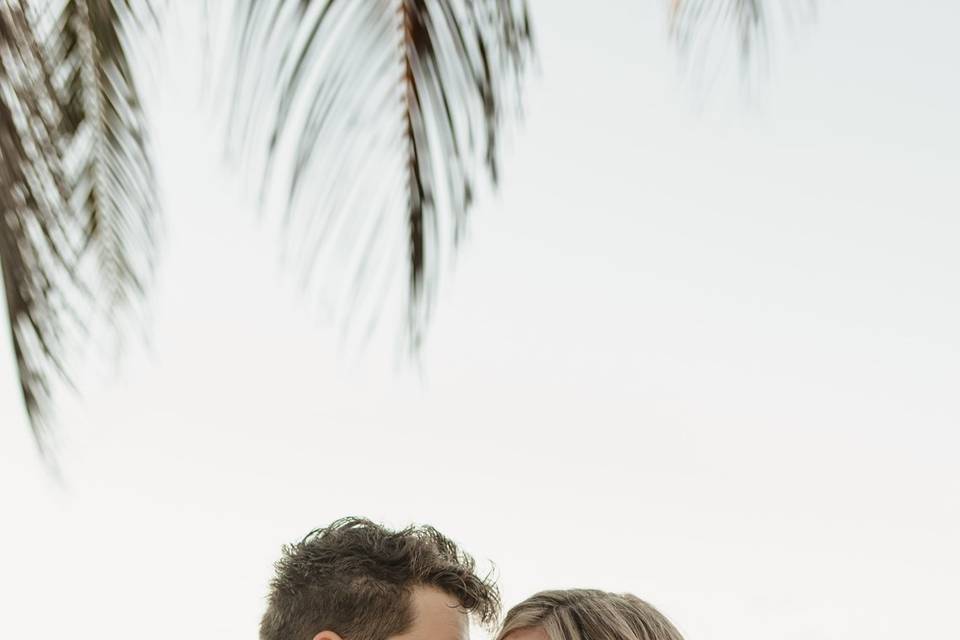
[49,0,161,324]
[0,0,161,459]
[669,0,815,75]
[231,0,533,349]
[1,0,84,455]
[671,0,765,59]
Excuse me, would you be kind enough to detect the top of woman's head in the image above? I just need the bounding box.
[496,589,684,640]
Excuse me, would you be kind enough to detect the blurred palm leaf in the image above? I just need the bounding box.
[1,0,810,460]
[1,0,80,456]
[0,0,160,460]
[230,0,533,349]
[669,0,815,74]
[671,0,767,58]
[50,0,161,317]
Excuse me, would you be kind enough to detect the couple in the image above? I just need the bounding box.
[260,517,683,640]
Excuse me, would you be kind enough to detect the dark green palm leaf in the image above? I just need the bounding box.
[49,0,161,325]
[1,0,83,456]
[231,0,533,349]
[0,0,161,460]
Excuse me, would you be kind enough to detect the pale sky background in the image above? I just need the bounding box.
[2,1,959,639]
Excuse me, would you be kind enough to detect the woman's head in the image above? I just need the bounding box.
[496,589,683,640]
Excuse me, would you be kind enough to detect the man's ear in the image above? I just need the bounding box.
[313,631,345,640]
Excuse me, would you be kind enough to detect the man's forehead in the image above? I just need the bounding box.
[393,587,470,640]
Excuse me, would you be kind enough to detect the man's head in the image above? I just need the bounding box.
[260,517,500,640]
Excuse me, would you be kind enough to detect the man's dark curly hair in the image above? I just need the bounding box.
[260,517,500,640]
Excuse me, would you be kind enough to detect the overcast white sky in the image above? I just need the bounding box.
[2,1,959,639]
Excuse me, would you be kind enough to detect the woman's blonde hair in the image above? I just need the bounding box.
[496,589,684,640]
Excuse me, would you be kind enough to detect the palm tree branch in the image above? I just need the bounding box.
[0,0,86,455]
[1,0,162,459]
[669,0,816,72]
[49,0,160,323]
[231,0,532,348]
